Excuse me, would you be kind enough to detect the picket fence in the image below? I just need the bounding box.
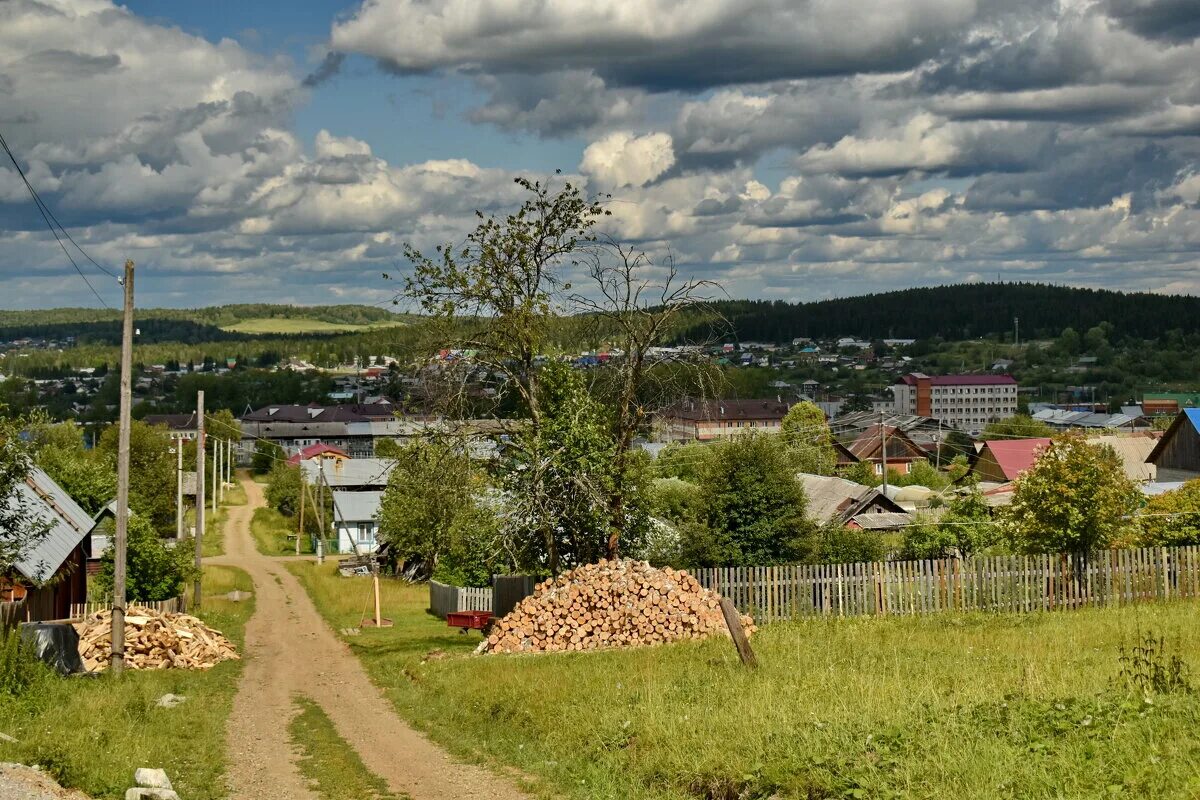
[693,546,1200,623]
[68,597,185,620]
[428,581,492,618]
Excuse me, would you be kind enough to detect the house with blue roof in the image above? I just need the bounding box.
[1146,409,1200,482]
[2,467,93,620]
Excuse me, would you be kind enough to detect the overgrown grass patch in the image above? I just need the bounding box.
[251,506,311,556]
[0,565,254,799]
[288,561,1200,800]
[289,695,405,800]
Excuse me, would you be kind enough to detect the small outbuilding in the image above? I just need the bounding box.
[1,468,93,621]
[1146,409,1200,482]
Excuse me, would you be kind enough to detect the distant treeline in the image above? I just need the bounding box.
[673,283,1200,343]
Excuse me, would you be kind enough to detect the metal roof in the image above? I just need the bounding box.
[302,458,396,488]
[331,490,383,524]
[13,468,93,581]
[1088,435,1157,482]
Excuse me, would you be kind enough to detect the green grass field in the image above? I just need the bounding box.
[0,565,254,800]
[287,561,1200,800]
[220,317,406,334]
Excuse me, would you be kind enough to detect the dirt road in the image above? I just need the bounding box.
[210,477,532,800]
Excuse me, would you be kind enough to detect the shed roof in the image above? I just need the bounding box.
[1088,435,1157,482]
[331,490,383,524]
[978,438,1052,481]
[13,468,93,582]
[847,512,912,530]
[302,458,396,488]
[1146,409,1200,464]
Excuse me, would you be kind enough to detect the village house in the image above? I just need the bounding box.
[971,438,1052,483]
[1,468,92,621]
[836,424,929,476]
[659,399,792,442]
[331,490,383,554]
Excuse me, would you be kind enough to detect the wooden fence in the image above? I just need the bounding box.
[693,546,1200,623]
[0,600,25,632]
[428,581,492,618]
[68,597,184,620]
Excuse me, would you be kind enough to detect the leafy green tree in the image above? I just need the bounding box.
[890,460,950,490]
[902,478,998,559]
[0,413,52,573]
[377,437,481,577]
[93,516,196,601]
[981,414,1055,440]
[504,362,651,572]
[97,420,175,531]
[31,420,114,515]
[436,501,506,586]
[251,440,284,475]
[373,438,403,458]
[780,401,836,475]
[649,477,703,524]
[814,520,885,564]
[1001,433,1141,554]
[653,442,711,482]
[839,460,881,487]
[696,433,815,565]
[1137,478,1200,546]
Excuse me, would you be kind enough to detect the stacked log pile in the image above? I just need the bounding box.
[74,606,240,671]
[483,559,755,654]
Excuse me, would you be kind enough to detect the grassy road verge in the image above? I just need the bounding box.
[287,560,1200,800]
[290,696,405,800]
[0,565,254,800]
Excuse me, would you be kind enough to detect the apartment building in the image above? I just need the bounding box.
[892,373,1018,432]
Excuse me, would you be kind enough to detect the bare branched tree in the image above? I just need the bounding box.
[570,238,727,558]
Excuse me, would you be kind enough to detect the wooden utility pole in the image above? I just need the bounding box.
[880,411,889,493]
[297,471,306,556]
[226,437,233,487]
[175,437,184,540]
[111,260,135,675]
[212,436,218,515]
[194,391,205,611]
[718,597,757,667]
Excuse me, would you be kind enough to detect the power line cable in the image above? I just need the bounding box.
[0,130,118,279]
[0,130,117,306]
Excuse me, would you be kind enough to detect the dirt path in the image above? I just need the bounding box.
[211,476,533,800]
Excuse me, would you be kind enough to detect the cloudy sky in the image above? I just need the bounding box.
[1,0,1198,309]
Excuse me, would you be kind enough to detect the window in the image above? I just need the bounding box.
[356,522,375,544]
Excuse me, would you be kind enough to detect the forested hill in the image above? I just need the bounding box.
[679,284,1200,343]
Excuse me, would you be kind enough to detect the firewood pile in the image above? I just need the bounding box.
[482,559,755,654]
[74,606,240,671]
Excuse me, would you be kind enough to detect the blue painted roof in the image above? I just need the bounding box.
[1186,408,1200,432]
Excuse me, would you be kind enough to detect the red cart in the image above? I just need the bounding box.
[446,610,493,634]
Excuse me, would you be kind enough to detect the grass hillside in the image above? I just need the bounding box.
[220,317,406,335]
[289,562,1200,800]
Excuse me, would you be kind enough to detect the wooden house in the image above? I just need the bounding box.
[837,425,930,476]
[1,468,92,621]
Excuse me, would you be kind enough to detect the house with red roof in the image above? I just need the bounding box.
[286,443,350,466]
[971,438,1052,483]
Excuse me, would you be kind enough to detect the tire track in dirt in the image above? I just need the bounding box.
[211,476,534,800]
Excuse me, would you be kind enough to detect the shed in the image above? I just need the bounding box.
[1145,409,1200,482]
[2,468,93,620]
[798,473,906,524]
